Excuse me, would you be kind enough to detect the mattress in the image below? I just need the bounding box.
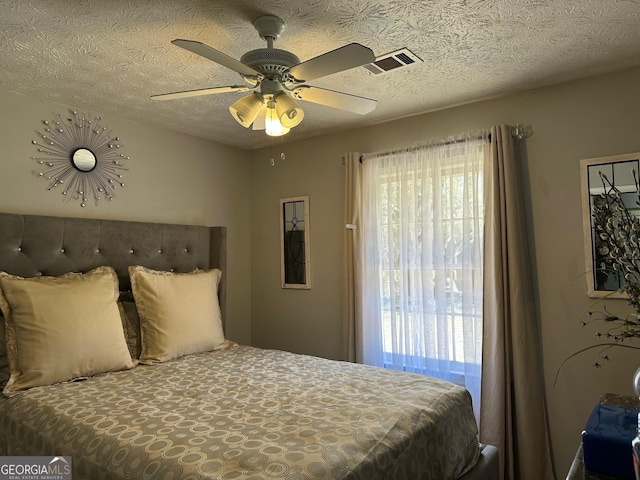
[0,344,480,480]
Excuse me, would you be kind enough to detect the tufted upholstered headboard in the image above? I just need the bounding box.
[0,212,227,326]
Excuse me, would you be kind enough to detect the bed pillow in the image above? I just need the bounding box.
[129,266,225,364]
[0,316,8,387]
[119,300,142,359]
[0,266,136,397]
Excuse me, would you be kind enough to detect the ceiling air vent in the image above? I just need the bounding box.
[363,48,422,75]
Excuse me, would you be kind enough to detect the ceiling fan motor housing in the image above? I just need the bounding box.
[240,49,300,80]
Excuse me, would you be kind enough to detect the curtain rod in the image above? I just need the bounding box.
[359,133,491,163]
[357,124,529,163]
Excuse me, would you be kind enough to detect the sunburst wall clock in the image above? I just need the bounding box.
[31,111,130,207]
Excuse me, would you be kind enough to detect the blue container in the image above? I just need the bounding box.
[582,403,638,479]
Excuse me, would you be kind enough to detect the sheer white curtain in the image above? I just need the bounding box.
[359,133,489,420]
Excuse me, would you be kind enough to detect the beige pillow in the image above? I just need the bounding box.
[0,266,136,397]
[0,317,8,387]
[129,266,225,364]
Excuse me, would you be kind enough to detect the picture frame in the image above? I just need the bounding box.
[280,196,311,289]
[580,152,640,298]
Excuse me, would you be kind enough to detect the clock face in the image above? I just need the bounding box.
[31,111,130,207]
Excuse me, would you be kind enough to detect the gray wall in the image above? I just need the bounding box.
[250,65,640,477]
[0,89,253,344]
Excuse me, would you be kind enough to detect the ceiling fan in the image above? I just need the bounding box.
[151,15,378,136]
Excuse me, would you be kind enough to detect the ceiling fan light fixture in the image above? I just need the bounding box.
[265,102,290,137]
[275,93,304,128]
[229,93,263,128]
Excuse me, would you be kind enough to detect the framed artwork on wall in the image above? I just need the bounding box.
[280,196,310,289]
[580,152,640,298]
[31,110,130,207]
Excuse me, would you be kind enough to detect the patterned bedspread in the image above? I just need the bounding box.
[0,344,480,480]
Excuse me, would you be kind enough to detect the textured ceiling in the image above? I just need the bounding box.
[1,0,640,150]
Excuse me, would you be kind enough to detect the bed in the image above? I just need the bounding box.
[0,212,498,480]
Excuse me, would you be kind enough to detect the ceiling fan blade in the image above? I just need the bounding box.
[151,85,252,101]
[287,43,375,82]
[172,39,261,78]
[291,86,377,115]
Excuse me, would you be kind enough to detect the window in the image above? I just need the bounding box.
[360,136,487,418]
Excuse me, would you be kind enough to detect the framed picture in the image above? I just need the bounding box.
[580,152,640,298]
[280,196,311,289]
